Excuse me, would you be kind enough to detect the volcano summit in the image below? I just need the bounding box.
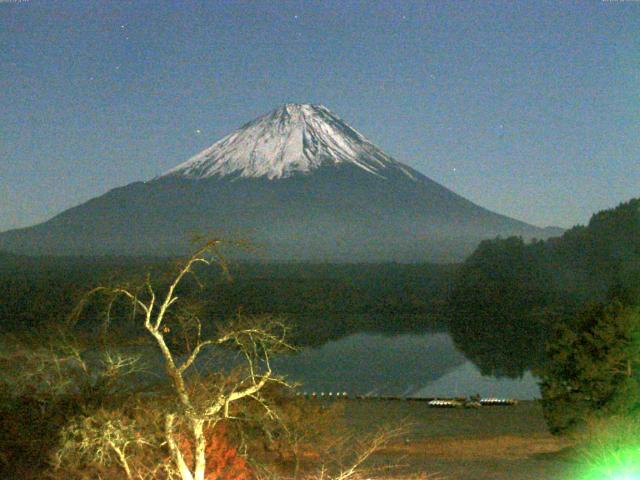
[0,104,558,261]
[161,104,417,181]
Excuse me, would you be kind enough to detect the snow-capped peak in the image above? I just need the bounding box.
[159,104,417,181]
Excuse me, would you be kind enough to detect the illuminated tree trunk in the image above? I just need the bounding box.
[165,414,195,480]
[192,418,207,480]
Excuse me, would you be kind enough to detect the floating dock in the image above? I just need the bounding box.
[295,392,518,406]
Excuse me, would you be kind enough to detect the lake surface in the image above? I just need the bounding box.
[82,324,541,400]
[274,332,541,399]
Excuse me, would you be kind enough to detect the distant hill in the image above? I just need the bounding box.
[447,197,640,377]
[0,104,557,262]
[545,198,640,300]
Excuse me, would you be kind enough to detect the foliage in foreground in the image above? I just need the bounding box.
[540,299,640,434]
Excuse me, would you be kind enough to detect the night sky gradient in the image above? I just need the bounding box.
[1,0,638,232]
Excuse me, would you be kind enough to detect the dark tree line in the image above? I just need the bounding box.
[0,256,454,345]
[447,198,640,377]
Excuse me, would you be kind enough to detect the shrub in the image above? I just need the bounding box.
[178,423,254,480]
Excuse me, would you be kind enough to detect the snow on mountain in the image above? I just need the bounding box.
[159,104,418,181]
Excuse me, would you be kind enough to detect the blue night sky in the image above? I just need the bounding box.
[1,0,638,232]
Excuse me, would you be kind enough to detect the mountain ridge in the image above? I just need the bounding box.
[0,104,560,261]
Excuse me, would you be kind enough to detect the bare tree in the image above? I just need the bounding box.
[38,240,412,480]
[54,409,153,480]
[312,424,408,480]
[0,328,143,401]
[61,240,292,480]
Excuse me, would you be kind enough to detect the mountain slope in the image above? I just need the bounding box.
[0,104,557,261]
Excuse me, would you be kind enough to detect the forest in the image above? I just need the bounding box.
[447,198,640,378]
[0,254,454,343]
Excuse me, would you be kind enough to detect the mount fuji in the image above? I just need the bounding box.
[0,104,559,261]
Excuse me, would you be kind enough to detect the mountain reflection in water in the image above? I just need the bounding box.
[274,332,541,399]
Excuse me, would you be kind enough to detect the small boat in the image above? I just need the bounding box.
[479,397,518,406]
[428,399,464,408]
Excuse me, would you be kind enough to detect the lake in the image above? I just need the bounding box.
[274,332,541,399]
[70,322,541,400]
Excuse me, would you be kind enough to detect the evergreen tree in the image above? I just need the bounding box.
[540,300,640,433]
